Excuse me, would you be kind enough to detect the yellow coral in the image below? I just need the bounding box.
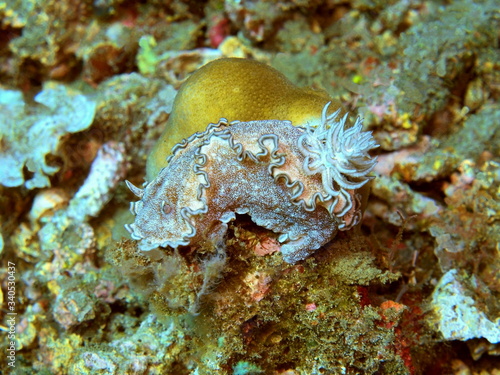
[146,58,345,180]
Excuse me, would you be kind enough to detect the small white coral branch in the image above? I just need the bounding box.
[298,102,378,197]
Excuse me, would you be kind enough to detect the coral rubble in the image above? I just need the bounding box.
[430,269,500,343]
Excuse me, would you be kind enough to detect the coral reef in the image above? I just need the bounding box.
[0,84,96,189]
[110,228,406,374]
[0,0,499,374]
[38,141,127,254]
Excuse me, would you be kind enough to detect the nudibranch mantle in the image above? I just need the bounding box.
[126,103,378,263]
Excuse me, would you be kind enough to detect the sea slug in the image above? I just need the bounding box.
[146,58,345,180]
[126,103,378,263]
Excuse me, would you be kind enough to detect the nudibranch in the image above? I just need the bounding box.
[146,58,345,180]
[126,103,378,263]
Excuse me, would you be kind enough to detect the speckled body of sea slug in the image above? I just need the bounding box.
[126,103,378,263]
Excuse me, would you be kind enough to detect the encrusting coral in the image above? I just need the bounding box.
[0,84,96,189]
[126,102,377,263]
[146,57,345,180]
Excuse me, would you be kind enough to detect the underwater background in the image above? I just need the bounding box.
[0,0,499,374]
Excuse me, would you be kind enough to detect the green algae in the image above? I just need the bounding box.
[107,227,407,374]
[412,106,500,181]
[395,0,498,114]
